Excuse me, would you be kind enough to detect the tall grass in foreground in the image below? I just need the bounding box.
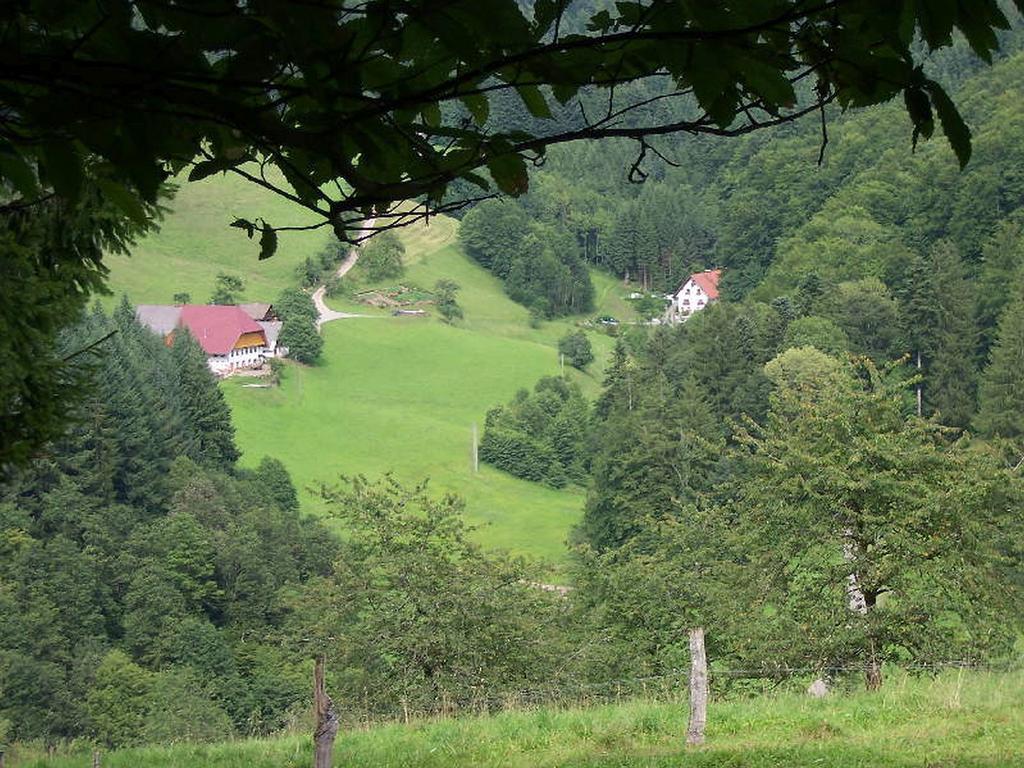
[10,669,1022,767]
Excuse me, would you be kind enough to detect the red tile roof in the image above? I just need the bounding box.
[677,269,722,300]
[178,305,266,355]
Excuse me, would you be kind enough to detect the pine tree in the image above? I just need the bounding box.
[926,241,977,427]
[254,456,299,513]
[975,292,1024,458]
[975,215,1024,363]
[172,330,240,469]
[594,340,630,420]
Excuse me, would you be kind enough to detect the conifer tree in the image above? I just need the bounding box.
[975,293,1024,459]
[594,340,631,420]
[925,241,977,427]
[580,371,721,551]
[975,215,1024,363]
[172,330,239,469]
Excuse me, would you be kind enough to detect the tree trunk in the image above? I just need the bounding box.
[313,655,340,768]
[916,350,923,417]
[686,627,708,746]
[865,657,883,690]
[865,632,882,690]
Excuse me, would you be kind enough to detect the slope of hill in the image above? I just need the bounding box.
[104,174,626,562]
[103,172,326,305]
[14,669,1022,768]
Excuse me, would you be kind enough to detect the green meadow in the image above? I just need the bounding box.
[14,669,1023,767]
[103,172,326,306]
[105,175,626,562]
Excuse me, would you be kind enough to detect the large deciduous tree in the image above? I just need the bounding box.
[735,350,1018,686]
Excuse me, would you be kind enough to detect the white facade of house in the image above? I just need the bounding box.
[206,345,265,375]
[673,278,710,316]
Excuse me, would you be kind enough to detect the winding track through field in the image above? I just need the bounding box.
[312,220,378,327]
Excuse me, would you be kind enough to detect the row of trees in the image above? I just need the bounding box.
[576,345,1021,685]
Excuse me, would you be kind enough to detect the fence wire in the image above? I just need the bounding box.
[332,659,1020,728]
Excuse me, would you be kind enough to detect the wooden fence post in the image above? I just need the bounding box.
[92,749,101,768]
[313,655,340,768]
[686,627,708,746]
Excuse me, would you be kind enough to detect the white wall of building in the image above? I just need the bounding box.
[206,344,268,375]
[674,279,708,316]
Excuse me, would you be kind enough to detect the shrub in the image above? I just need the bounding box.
[558,330,594,369]
[361,231,405,281]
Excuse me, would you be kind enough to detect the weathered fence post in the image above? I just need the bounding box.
[0,747,6,768]
[92,748,101,768]
[313,655,339,768]
[686,627,708,746]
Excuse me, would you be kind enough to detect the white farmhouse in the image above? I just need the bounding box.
[669,269,722,321]
[136,303,284,375]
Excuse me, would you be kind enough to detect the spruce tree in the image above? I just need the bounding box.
[926,241,977,428]
[580,371,721,551]
[975,215,1024,363]
[594,340,630,420]
[172,330,240,469]
[975,292,1024,457]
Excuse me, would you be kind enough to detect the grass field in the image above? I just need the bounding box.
[14,669,1023,767]
[104,174,632,562]
[222,239,619,561]
[223,317,591,561]
[103,172,330,306]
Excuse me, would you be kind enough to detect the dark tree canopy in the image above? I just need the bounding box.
[1,0,1015,244]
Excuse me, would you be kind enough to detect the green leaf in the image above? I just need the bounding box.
[924,80,972,168]
[0,143,40,199]
[903,85,933,150]
[486,152,529,196]
[188,157,245,182]
[259,224,278,260]
[737,54,796,109]
[916,0,957,48]
[532,0,560,32]
[41,141,84,202]
[231,218,256,239]
[421,102,442,128]
[586,9,613,32]
[461,170,491,191]
[460,92,490,126]
[516,84,552,119]
[551,82,580,104]
[95,177,149,226]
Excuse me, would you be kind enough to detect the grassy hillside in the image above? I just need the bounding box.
[223,319,589,561]
[103,172,328,306]
[14,669,1023,767]
[223,238,619,561]
[105,174,630,562]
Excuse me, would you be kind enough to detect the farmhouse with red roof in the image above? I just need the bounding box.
[669,269,722,321]
[136,303,283,375]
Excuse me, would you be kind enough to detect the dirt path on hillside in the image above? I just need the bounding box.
[313,220,378,327]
